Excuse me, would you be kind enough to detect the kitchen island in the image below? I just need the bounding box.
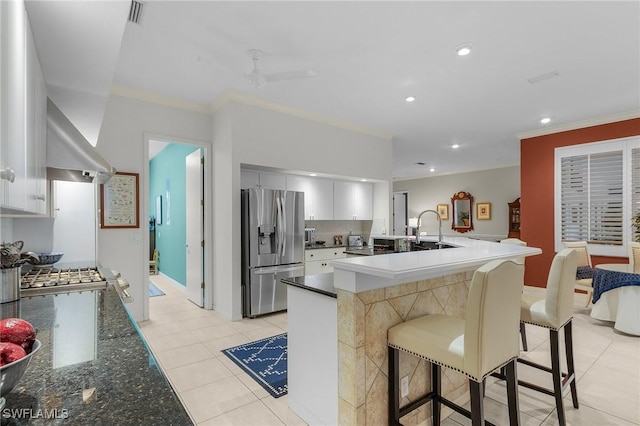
[0,285,192,425]
[287,237,540,425]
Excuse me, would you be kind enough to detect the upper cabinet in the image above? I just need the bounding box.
[286,175,333,220]
[240,170,286,190]
[0,1,47,215]
[334,181,373,220]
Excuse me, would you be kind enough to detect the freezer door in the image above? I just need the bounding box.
[245,264,304,317]
[244,188,278,268]
[276,190,305,265]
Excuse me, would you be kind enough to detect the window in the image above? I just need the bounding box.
[555,137,640,257]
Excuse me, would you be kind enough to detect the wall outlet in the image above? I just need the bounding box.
[400,376,409,398]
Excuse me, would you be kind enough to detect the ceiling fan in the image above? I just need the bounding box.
[246,49,316,89]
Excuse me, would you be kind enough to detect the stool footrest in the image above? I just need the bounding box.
[398,392,434,419]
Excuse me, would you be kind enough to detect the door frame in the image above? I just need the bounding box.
[143,133,214,319]
[392,191,409,236]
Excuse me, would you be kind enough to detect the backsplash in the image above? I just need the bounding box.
[305,220,372,246]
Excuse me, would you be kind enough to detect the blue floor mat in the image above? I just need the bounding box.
[149,282,165,297]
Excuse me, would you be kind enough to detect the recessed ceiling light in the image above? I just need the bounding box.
[456,43,472,56]
[405,96,416,102]
[360,179,367,182]
[429,168,435,172]
[451,144,460,149]
[309,173,317,177]
[540,117,552,124]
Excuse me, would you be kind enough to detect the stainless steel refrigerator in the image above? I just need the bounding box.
[241,188,305,317]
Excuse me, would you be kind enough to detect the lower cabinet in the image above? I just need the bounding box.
[304,247,346,275]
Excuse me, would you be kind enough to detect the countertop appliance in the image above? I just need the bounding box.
[305,228,316,246]
[348,235,363,247]
[241,188,305,317]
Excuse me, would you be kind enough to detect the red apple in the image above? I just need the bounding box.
[0,318,36,351]
[0,342,27,366]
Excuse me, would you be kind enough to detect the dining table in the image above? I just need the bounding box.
[590,263,640,336]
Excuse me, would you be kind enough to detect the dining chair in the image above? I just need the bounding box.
[629,242,640,273]
[563,241,593,307]
[388,259,524,426]
[517,248,580,426]
[149,249,159,275]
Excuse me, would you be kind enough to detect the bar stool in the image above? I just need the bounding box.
[500,238,528,351]
[388,259,524,426]
[516,248,579,426]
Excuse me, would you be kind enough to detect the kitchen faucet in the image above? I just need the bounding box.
[415,209,443,245]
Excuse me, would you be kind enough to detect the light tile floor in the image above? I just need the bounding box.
[140,275,640,426]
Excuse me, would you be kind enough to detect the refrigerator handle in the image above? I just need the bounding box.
[281,193,287,257]
[276,195,284,258]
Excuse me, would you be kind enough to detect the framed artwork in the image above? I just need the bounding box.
[477,202,491,220]
[436,204,449,221]
[155,195,162,225]
[100,172,140,228]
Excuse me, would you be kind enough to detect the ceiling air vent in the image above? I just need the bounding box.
[527,71,560,85]
[414,162,426,166]
[128,0,145,24]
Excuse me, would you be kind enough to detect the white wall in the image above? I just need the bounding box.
[216,101,393,320]
[393,166,520,240]
[97,95,212,322]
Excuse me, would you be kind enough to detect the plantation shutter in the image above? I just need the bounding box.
[560,150,623,244]
[560,155,588,241]
[589,151,623,243]
[633,148,640,220]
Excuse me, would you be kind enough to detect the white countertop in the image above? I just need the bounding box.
[330,236,541,293]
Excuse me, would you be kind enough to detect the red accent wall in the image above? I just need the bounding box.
[520,118,640,287]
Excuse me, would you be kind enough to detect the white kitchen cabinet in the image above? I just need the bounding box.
[333,181,373,220]
[304,247,346,274]
[286,175,333,220]
[25,17,47,214]
[0,1,47,215]
[241,170,286,190]
[0,0,27,211]
[240,170,259,189]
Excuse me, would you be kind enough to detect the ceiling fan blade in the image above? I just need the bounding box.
[264,69,317,82]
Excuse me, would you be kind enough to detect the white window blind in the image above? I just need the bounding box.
[633,147,640,220]
[560,151,623,244]
[555,136,640,256]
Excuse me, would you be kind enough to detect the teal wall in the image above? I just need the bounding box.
[149,144,200,286]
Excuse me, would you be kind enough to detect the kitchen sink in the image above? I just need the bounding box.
[410,241,458,251]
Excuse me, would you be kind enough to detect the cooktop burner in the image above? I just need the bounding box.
[20,267,108,296]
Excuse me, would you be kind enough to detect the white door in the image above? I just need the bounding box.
[186,149,203,306]
[393,192,408,235]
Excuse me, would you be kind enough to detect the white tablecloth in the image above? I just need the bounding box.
[590,264,640,336]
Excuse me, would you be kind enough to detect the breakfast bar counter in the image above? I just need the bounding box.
[329,237,540,425]
[0,285,192,425]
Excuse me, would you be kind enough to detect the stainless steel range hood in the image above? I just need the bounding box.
[46,98,115,184]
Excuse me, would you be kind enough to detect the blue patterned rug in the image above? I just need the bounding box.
[222,333,287,398]
[149,282,165,297]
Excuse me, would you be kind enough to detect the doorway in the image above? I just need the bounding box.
[393,191,408,236]
[148,137,208,312]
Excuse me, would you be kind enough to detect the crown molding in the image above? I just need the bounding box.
[517,110,640,140]
[211,90,393,141]
[109,85,212,114]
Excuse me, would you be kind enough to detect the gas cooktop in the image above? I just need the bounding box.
[20,266,108,296]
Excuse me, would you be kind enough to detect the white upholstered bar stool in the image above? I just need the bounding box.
[629,241,640,273]
[563,241,593,307]
[388,259,524,426]
[500,238,528,350]
[517,248,579,426]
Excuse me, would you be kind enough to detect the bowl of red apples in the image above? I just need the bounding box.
[0,318,40,398]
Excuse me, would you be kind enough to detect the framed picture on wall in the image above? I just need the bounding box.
[100,172,140,228]
[436,204,449,220]
[476,202,491,220]
[155,195,162,225]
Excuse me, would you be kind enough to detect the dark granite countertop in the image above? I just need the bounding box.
[0,285,192,425]
[281,273,336,298]
[344,247,395,256]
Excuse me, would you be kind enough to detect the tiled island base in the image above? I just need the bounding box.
[337,270,474,425]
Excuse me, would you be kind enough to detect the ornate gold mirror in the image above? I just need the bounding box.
[451,191,474,233]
